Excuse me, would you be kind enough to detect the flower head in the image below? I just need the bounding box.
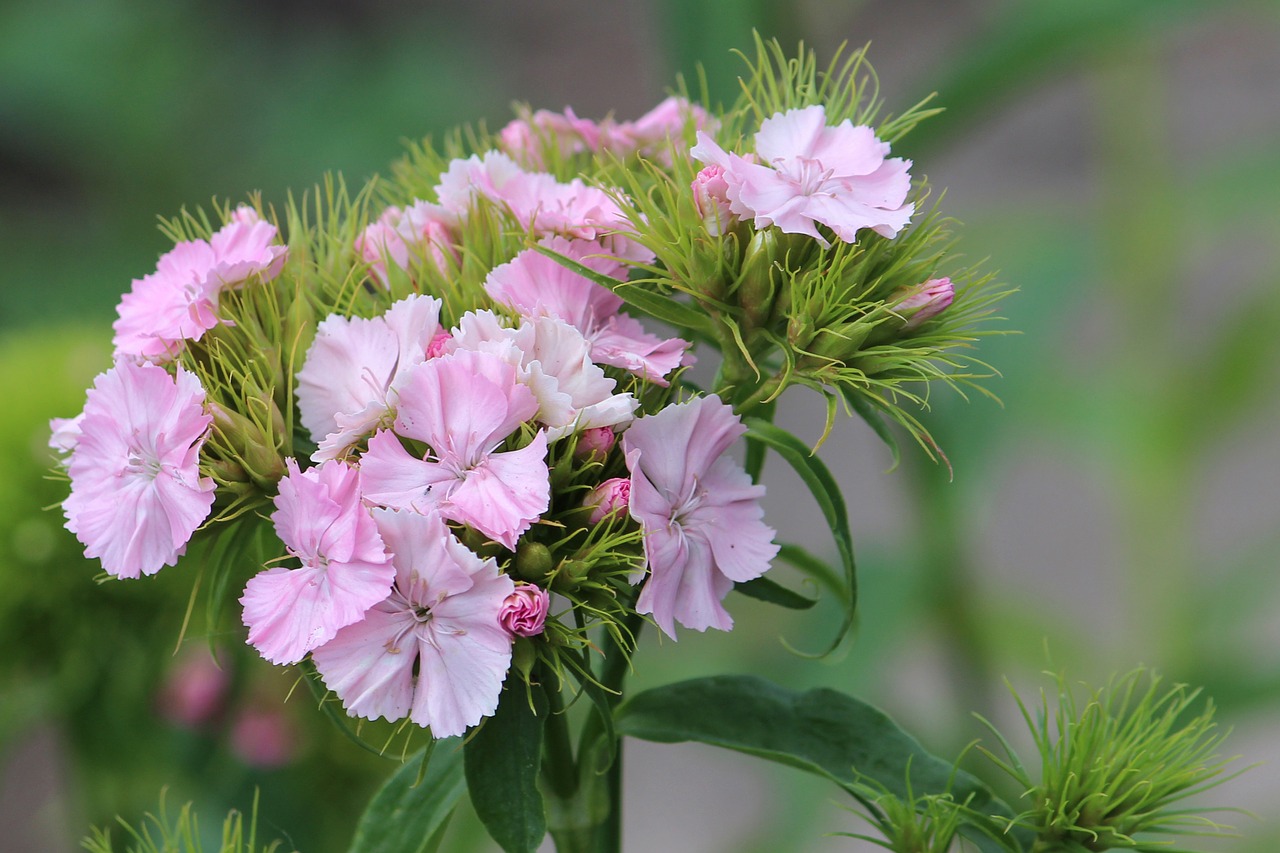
[62,360,215,578]
[240,458,394,665]
[623,395,779,637]
[311,509,515,737]
[691,105,913,247]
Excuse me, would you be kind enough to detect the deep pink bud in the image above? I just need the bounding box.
[584,477,630,524]
[895,277,954,329]
[426,330,453,359]
[230,706,298,768]
[500,583,550,637]
[691,165,734,236]
[575,426,616,459]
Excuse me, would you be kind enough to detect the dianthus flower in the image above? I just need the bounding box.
[623,395,779,637]
[691,104,913,247]
[359,348,550,550]
[355,201,458,286]
[485,238,689,384]
[296,294,444,460]
[311,509,514,738]
[240,458,394,665]
[62,360,215,578]
[113,217,288,360]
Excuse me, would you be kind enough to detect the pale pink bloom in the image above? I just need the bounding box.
[311,509,515,738]
[62,361,215,579]
[354,206,410,286]
[240,458,394,665]
[575,426,616,459]
[435,151,526,216]
[499,106,600,169]
[623,395,779,638]
[450,310,637,440]
[584,477,631,524]
[500,583,550,637]
[208,218,288,288]
[296,294,443,461]
[157,649,230,728]
[691,164,735,236]
[691,105,913,247]
[48,413,84,459]
[607,96,716,164]
[113,219,287,360]
[230,706,298,768]
[359,348,550,550]
[894,277,954,329]
[356,202,458,286]
[485,238,690,384]
[230,205,262,225]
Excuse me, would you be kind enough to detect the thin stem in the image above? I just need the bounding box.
[542,668,579,800]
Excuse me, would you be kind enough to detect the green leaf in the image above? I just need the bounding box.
[464,682,548,853]
[734,576,817,610]
[347,740,466,853]
[616,676,1019,851]
[743,417,857,653]
[530,243,716,338]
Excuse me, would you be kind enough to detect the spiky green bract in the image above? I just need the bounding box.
[837,775,970,853]
[593,37,1010,456]
[978,669,1244,852]
[82,789,292,853]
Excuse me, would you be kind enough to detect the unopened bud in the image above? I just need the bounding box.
[737,230,779,331]
[575,426,616,460]
[893,277,954,330]
[425,330,452,359]
[515,540,554,582]
[500,583,551,637]
[691,165,734,236]
[583,478,630,524]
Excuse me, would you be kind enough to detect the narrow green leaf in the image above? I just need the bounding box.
[530,243,717,337]
[734,576,817,610]
[347,740,466,853]
[464,682,548,853]
[743,417,857,653]
[616,676,1018,846]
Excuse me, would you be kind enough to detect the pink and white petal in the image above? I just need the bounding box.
[410,620,512,737]
[443,433,550,549]
[296,313,401,443]
[808,121,889,178]
[590,316,689,385]
[372,508,477,603]
[359,430,458,513]
[240,566,336,665]
[312,607,417,723]
[754,106,827,164]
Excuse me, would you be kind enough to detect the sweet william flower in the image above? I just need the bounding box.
[623,395,779,638]
[359,348,550,549]
[894,277,954,330]
[691,104,913,247]
[62,360,215,579]
[240,458,394,665]
[500,583,551,637]
[575,425,616,459]
[691,164,735,236]
[311,509,515,738]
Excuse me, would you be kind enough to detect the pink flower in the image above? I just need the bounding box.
[311,509,515,738]
[240,459,394,665]
[623,395,779,638]
[356,202,458,286]
[500,584,550,637]
[499,106,600,169]
[48,413,84,460]
[691,105,913,247]
[62,361,215,579]
[296,294,443,460]
[607,96,716,164]
[691,164,735,236]
[485,238,690,384]
[230,706,299,768]
[575,426,616,459]
[113,218,287,360]
[894,277,954,329]
[584,477,630,524]
[359,348,550,550]
[157,649,230,728]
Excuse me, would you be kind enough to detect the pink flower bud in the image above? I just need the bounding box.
[500,583,550,637]
[230,205,262,225]
[584,477,630,524]
[691,165,734,236]
[230,706,299,768]
[426,330,453,359]
[156,650,231,729]
[895,277,954,329]
[575,426,616,459]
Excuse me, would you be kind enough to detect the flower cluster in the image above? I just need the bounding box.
[51,41,1002,742]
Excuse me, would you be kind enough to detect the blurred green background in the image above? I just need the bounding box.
[3,0,1279,850]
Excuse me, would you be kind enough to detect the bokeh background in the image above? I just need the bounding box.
[3,0,1279,850]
